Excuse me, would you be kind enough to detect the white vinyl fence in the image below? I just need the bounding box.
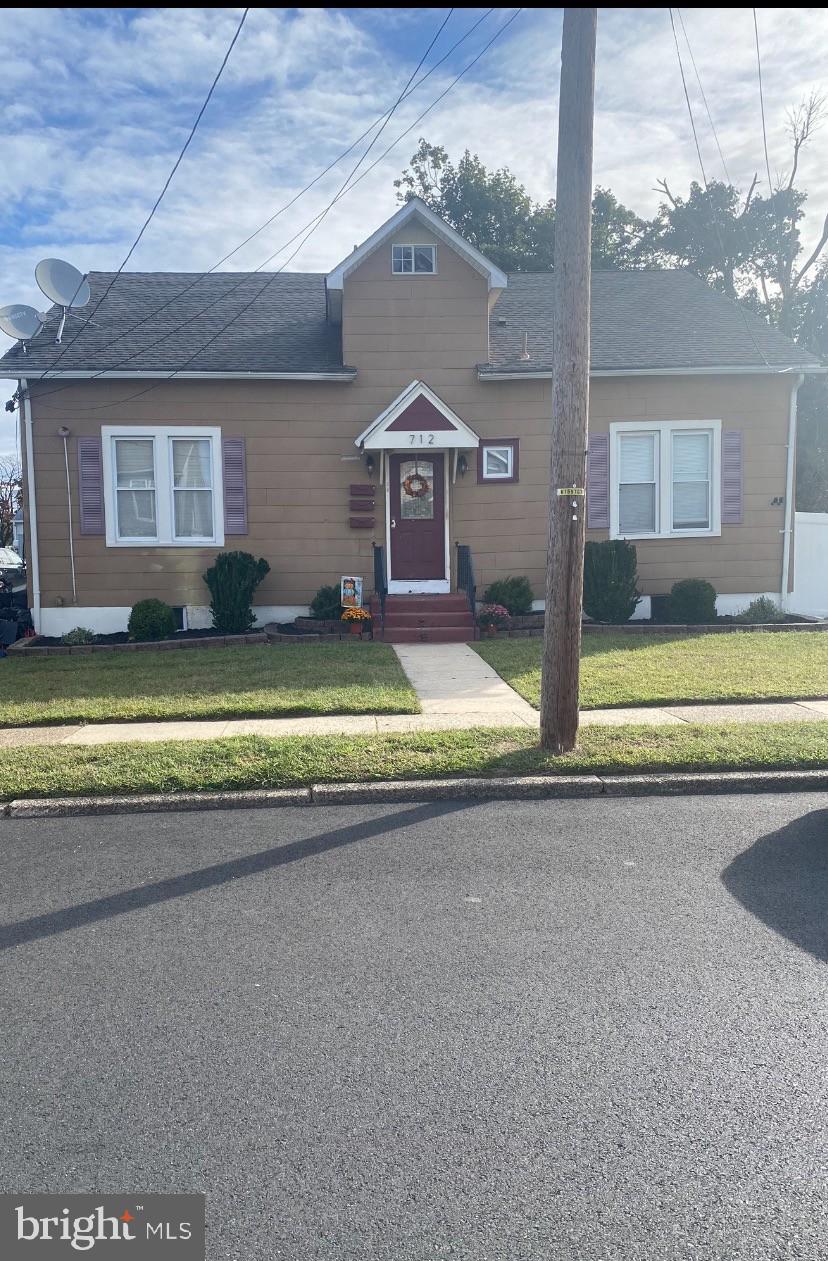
[790,512,828,618]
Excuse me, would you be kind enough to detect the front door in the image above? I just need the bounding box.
[389,453,445,581]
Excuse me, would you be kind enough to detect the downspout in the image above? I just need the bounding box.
[58,426,78,605]
[780,373,804,611]
[21,378,41,633]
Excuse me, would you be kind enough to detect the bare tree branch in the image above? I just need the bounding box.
[740,173,759,217]
[785,92,826,191]
[792,209,828,293]
[654,178,679,208]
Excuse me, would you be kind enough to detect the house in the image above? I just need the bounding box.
[11,509,24,562]
[0,197,822,639]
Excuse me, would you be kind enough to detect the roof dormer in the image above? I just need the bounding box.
[325,197,507,323]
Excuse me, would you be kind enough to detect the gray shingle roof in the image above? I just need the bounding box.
[485,270,818,373]
[0,266,817,379]
[0,271,348,377]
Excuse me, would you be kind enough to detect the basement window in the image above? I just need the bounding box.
[392,244,436,274]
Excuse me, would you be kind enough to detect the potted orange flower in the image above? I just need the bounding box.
[476,603,511,637]
[341,606,372,637]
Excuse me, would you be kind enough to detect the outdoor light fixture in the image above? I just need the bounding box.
[365,453,376,476]
[457,454,468,477]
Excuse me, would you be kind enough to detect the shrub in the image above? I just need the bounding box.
[310,583,342,621]
[482,576,534,616]
[128,599,177,642]
[61,626,95,646]
[668,578,717,624]
[583,540,640,623]
[203,550,270,634]
[737,595,786,624]
[477,603,511,631]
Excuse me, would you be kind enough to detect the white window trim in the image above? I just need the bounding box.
[609,419,721,540]
[391,243,437,275]
[102,425,225,548]
[481,443,514,480]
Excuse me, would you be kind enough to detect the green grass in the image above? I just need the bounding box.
[472,632,828,709]
[0,643,419,727]
[1,722,827,800]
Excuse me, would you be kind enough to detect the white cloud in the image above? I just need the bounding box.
[1,5,826,457]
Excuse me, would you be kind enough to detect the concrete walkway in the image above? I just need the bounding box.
[1,641,827,748]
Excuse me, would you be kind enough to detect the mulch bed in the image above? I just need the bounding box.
[8,630,268,657]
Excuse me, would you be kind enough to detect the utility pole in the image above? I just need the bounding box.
[540,7,597,754]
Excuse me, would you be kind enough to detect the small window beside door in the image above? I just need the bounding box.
[478,439,519,483]
[392,244,436,274]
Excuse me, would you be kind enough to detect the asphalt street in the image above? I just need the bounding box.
[1,793,826,1260]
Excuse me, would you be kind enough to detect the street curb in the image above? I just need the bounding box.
[4,788,312,818]
[2,769,828,818]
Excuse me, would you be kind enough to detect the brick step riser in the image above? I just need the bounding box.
[380,627,473,644]
[373,598,470,613]
[382,613,474,629]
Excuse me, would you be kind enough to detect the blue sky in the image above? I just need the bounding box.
[1,6,826,456]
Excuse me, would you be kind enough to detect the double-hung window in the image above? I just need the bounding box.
[103,426,224,547]
[610,420,721,539]
[392,244,436,274]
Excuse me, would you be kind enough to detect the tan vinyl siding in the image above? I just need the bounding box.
[26,231,792,613]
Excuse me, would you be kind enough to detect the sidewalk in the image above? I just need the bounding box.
[0,638,826,749]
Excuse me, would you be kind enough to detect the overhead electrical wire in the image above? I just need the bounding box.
[34,7,523,413]
[675,9,731,185]
[667,8,772,367]
[32,8,495,399]
[42,7,250,378]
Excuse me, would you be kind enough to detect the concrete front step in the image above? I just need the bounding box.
[381,626,473,644]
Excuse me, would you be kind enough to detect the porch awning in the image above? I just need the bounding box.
[355,380,480,450]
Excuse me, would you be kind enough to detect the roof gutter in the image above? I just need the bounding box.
[479,364,826,380]
[20,378,41,634]
[780,374,804,610]
[4,370,357,382]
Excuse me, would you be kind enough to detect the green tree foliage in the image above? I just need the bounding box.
[394,140,646,271]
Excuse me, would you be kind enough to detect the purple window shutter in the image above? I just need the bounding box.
[586,434,610,529]
[77,436,105,535]
[222,438,248,535]
[721,429,743,525]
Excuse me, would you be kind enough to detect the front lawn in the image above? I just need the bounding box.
[472,632,828,709]
[0,643,419,727]
[1,721,827,799]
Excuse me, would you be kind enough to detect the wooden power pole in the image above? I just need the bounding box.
[540,7,597,754]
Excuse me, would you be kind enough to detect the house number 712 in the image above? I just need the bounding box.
[409,433,435,445]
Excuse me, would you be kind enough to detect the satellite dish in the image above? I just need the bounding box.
[0,304,43,342]
[35,258,91,309]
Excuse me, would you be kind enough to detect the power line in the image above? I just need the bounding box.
[669,9,709,188]
[33,8,494,397]
[667,8,771,366]
[676,9,731,184]
[43,7,249,376]
[34,8,523,414]
[753,8,775,196]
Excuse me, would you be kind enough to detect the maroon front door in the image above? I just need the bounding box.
[389,453,445,580]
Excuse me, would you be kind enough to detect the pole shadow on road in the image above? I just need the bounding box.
[0,800,474,952]
[721,808,828,962]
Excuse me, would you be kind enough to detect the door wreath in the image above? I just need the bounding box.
[403,473,430,498]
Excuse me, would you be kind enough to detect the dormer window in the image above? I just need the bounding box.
[392,244,436,275]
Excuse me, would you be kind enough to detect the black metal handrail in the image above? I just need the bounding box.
[372,543,387,636]
[456,543,476,619]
